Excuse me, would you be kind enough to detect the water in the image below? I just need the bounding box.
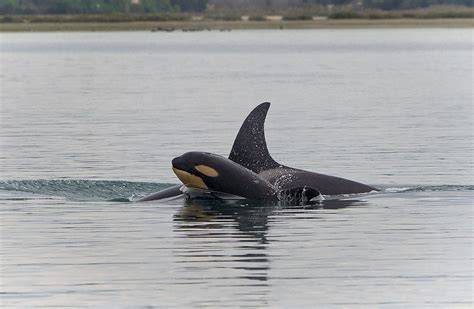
[0,29,472,307]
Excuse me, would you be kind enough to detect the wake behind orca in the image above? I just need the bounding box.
[138,103,378,203]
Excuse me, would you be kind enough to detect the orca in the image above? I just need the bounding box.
[138,102,378,202]
[170,151,321,203]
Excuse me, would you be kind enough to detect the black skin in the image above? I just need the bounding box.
[258,167,377,196]
[172,152,277,200]
[172,152,322,202]
[137,102,378,202]
[227,102,378,195]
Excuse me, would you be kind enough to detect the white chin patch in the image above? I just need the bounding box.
[180,186,246,200]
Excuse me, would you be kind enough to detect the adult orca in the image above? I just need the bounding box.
[138,102,377,202]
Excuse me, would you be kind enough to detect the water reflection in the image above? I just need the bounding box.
[172,198,363,286]
[176,199,274,243]
[175,198,365,233]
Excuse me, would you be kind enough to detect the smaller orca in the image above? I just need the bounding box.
[138,102,378,203]
[170,151,321,203]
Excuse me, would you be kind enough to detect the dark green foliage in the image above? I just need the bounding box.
[170,0,207,12]
[328,7,474,18]
[0,0,471,15]
[363,0,473,9]
[0,0,16,14]
[0,0,207,14]
[131,0,175,13]
[282,14,314,20]
[205,13,241,20]
[0,12,191,23]
[248,15,266,21]
[303,0,353,5]
[328,11,364,18]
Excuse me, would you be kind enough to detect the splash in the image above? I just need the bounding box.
[0,180,471,203]
[0,179,174,202]
[382,185,473,193]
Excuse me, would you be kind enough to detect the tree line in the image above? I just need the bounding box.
[0,0,471,15]
[0,0,207,14]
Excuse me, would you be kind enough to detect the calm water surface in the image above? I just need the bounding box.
[0,29,473,307]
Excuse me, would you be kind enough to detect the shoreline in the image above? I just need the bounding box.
[1,18,473,32]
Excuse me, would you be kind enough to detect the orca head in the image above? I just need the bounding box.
[171,152,229,191]
[172,151,276,200]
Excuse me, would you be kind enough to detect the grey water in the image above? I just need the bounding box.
[0,29,472,307]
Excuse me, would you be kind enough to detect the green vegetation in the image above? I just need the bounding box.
[0,12,191,23]
[0,18,472,32]
[328,6,474,18]
[0,0,472,15]
[1,6,472,25]
[205,12,241,21]
[248,15,266,21]
[0,0,207,14]
[282,14,314,21]
[0,0,472,31]
[361,0,472,10]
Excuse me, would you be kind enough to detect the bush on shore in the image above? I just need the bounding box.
[328,6,474,19]
[1,6,473,24]
[282,14,313,21]
[248,15,266,21]
[0,13,191,23]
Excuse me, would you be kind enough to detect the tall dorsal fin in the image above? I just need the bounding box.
[228,102,280,173]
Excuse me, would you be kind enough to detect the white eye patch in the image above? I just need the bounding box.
[195,165,219,177]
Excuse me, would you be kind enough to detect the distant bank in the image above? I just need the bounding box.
[1,18,473,32]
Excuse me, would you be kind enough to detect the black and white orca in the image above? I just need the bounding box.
[138,103,378,202]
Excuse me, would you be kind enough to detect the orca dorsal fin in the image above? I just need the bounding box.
[228,102,280,174]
